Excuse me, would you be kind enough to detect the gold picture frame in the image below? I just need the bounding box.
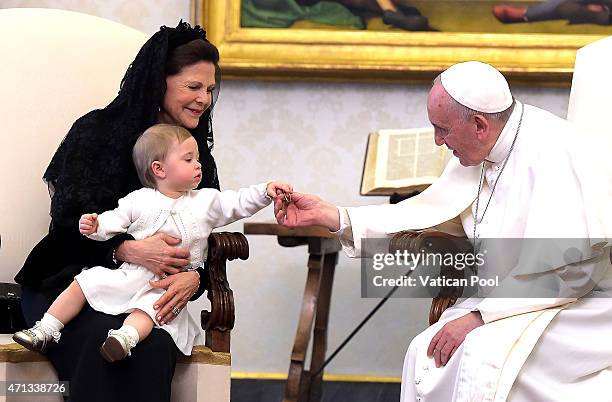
[193,0,608,84]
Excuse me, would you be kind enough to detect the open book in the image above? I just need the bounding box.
[360,127,450,196]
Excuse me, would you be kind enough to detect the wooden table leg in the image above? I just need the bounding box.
[242,224,342,402]
[308,252,338,402]
[283,250,339,402]
[284,253,324,402]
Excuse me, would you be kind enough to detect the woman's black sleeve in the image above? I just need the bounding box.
[87,232,136,268]
[189,265,210,301]
[71,227,135,269]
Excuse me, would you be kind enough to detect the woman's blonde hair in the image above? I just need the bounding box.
[132,124,193,188]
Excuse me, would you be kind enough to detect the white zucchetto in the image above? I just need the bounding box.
[440,61,513,113]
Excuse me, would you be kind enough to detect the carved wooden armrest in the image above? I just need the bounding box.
[201,232,249,353]
[390,230,472,325]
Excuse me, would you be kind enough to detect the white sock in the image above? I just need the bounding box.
[117,325,140,346]
[36,313,64,342]
[40,313,64,332]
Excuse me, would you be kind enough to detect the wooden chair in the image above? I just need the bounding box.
[0,231,245,402]
[390,230,473,324]
[0,8,241,401]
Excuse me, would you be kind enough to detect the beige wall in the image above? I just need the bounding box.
[1,0,189,33]
[1,1,571,378]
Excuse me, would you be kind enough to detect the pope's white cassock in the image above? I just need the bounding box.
[334,58,612,400]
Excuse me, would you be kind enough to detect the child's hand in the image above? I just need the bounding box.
[79,213,98,235]
[266,182,293,199]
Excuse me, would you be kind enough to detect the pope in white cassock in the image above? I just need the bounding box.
[274,56,612,401]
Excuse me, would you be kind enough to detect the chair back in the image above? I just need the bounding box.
[0,8,147,281]
[567,35,612,147]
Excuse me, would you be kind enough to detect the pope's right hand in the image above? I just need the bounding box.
[275,192,340,231]
[115,233,189,277]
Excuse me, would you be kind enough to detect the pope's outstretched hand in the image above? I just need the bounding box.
[275,192,321,227]
[274,192,341,231]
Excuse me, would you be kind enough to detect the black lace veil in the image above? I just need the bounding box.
[44,21,221,228]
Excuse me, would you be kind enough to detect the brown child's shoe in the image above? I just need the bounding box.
[100,329,136,362]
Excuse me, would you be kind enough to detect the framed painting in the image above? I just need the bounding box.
[192,0,612,84]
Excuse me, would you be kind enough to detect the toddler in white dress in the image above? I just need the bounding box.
[13,123,292,361]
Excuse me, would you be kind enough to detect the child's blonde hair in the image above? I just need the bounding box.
[132,124,193,188]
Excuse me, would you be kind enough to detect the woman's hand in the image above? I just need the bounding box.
[150,271,199,325]
[115,233,190,276]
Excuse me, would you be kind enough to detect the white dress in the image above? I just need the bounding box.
[74,183,271,355]
[337,103,612,401]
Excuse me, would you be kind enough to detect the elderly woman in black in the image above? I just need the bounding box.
[15,22,220,401]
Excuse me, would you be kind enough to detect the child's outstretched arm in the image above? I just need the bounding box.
[205,181,293,228]
[79,213,99,235]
